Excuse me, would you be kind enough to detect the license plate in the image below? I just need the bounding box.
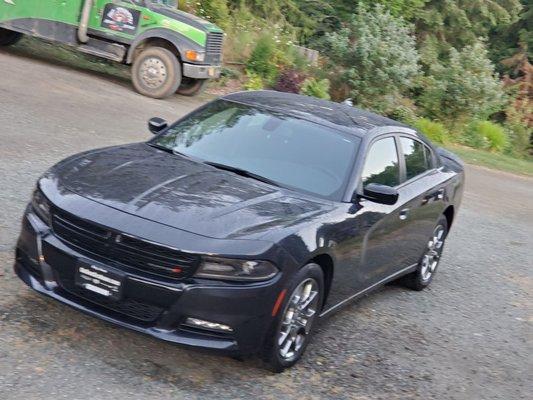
[76,261,124,300]
[208,67,215,77]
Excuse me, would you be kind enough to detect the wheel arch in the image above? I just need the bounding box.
[308,254,334,310]
[126,29,204,64]
[443,205,455,230]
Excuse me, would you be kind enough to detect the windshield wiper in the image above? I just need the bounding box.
[204,161,281,187]
[148,143,190,158]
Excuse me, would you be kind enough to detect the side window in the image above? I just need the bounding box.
[400,137,431,180]
[362,137,400,187]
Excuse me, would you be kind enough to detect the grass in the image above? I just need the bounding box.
[444,144,533,177]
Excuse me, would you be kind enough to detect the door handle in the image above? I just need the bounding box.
[422,188,445,205]
[399,208,410,220]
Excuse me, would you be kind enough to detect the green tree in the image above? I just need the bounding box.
[416,0,522,51]
[323,4,420,114]
[420,41,506,124]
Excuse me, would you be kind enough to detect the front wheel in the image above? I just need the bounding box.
[262,263,324,372]
[401,216,448,291]
[0,28,23,46]
[177,78,207,96]
[132,47,181,99]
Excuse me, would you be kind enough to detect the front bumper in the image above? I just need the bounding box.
[15,209,282,355]
[183,63,221,79]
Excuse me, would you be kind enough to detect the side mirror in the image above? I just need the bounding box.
[148,117,168,135]
[360,183,399,205]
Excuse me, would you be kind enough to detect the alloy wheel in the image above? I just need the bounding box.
[420,225,446,281]
[278,278,320,361]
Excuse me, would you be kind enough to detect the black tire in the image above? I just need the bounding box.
[401,215,448,291]
[131,47,181,99]
[262,263,324,373]
[177,78,207,96]
[0,28,22,46]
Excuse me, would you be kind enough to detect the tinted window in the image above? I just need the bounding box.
[400,137,431,180]
[362,137,400,187]
[151,100,360,200]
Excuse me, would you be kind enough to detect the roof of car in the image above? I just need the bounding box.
[222,90,410,133]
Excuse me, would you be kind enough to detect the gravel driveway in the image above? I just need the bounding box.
[0,49,531,400]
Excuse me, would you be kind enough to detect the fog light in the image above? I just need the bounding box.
[184,317,233,332]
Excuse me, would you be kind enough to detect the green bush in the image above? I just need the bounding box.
[300,78,331,100]
[463,120,509,153]
[420,42,506,125]
[322,4,420,113]
[244,70,264,91]
[414,118,448,144]
[246,35,279,83]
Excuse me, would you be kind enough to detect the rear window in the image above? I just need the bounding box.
[400,137,432,180]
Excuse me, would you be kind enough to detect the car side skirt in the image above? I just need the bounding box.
[319,263,418,317]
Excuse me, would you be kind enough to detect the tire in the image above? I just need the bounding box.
[262,263,324,373]
[177,78,207,96]
[0,28,22,46]
[401,215,448,291]
[131,47,181,99]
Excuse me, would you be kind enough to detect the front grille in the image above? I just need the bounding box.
[59,276,164,322]
[51,209,200,281]
[206,32,224,55]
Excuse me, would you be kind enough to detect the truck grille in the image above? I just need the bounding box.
[51,209,200,281]
[206,32,224,55]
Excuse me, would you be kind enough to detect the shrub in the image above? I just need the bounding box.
[300,78,331,100]
[463,120,509,152]
[244,70,264,91]
[246,35,279,83]
[420,42,506,124]
[274,69,307,93]
[322,4,420,113]
[414,118,449,144]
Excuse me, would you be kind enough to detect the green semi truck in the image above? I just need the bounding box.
[0,0,224,98]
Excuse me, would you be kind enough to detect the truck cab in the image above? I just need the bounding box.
[0,0,224,98]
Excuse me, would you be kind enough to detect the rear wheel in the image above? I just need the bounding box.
[262,263,324,372]
[177,78,207,96]
[0,28,22,46]
[401,216,448,291]
[132,47,181,99]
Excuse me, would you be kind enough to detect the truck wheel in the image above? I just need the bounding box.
[0,28,23,46]
[132,47,181,99]
[177,78,207,96]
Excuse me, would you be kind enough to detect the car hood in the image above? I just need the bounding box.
[46,144,332,240]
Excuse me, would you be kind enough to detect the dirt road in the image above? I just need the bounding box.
[1,49,531,400]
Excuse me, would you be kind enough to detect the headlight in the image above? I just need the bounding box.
[184,50,205,62]
[32,187,51,226]
[194,257,278,282]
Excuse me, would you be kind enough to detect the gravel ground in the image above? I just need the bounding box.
[0,49,532,400]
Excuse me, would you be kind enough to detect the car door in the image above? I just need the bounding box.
[355,135,416,286]
[394,136,448,267]
[89,0,144,40]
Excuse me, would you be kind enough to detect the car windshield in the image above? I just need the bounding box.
[150,100,360,200]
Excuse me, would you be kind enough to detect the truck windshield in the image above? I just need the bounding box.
[149,100,360,200]
[148,0,177,8]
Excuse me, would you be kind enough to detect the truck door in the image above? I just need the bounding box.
[88,0,144,41]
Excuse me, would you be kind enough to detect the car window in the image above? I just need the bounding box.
[362,137,400,187]
[400,137,431,180]
[151,100,360,200]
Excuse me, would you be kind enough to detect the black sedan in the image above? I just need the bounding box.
[15,91,464,371]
